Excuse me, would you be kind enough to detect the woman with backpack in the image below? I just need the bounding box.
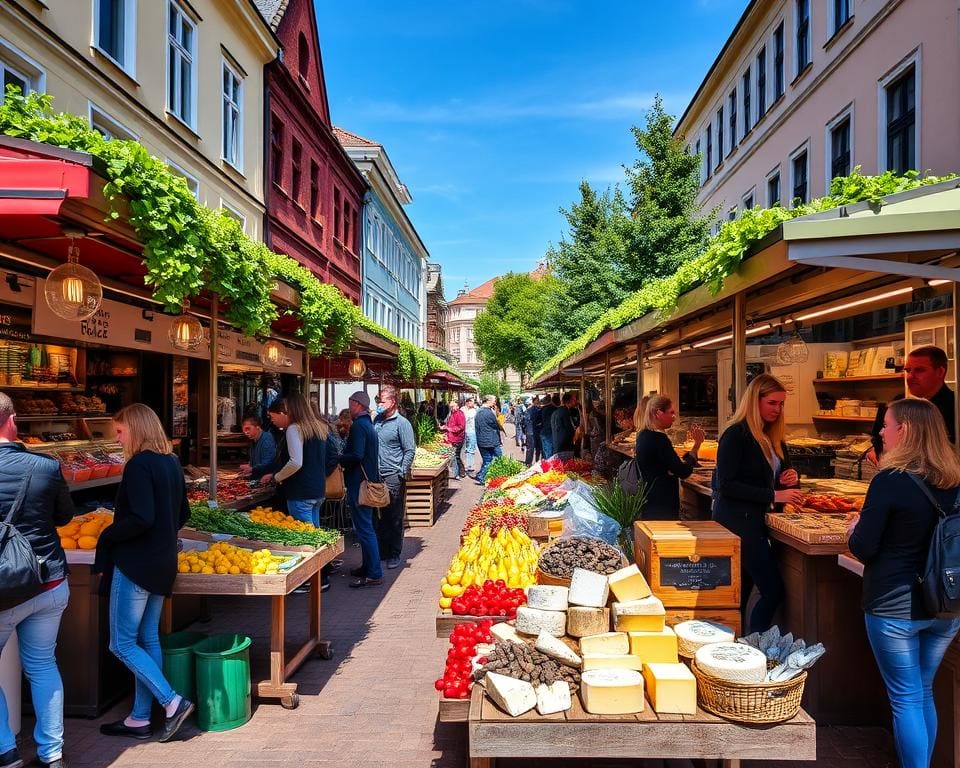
[847,398,960,768]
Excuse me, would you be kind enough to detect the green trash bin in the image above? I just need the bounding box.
[160,631,208,702]
[193,634,252,732]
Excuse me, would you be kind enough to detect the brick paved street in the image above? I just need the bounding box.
[15,440,897,768]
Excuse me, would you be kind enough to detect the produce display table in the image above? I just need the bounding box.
[406,462,450,527]
[466,686,816,767]
[163,536,344,709]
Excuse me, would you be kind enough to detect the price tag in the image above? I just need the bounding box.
[207,500,219,509]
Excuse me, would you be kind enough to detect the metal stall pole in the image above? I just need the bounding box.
[209,295,219,502]
[953,282,960,445]
[733,292,747,415]
[635,342,644,405]
[604,352,613,443]
[579,374,586,454]
[304,350,311,399]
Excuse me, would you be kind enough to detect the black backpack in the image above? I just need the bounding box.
[908,474,960,617]
[0,478,43,604]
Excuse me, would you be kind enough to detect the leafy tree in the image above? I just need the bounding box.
[477,372,511,400]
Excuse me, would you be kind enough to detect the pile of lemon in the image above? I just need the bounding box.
[248,506,316,532]
[58,511,114,550]
[177,541,287,575]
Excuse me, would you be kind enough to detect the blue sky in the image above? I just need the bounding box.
[317,0,746,294]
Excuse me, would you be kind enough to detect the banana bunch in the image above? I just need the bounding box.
[440,525,539,600]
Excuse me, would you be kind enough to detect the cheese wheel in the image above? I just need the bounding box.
[526,585,570,611]
[515,606,567,637]
[674,620,735,658]
[568,568,610,608]
[580,669,645,714]
[567,607,610,638]
[695,642,767,684]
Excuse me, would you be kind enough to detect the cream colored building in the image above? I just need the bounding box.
[1,0,278,235]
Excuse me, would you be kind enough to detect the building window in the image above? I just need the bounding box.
[742,68,751,133]
[694,139,702,183]
[343,201,352,251]
[728,89,737,153]
[705,124,712,178]
[89,104,136,140]
[166,1,196,127]
[742,189,755,210]
[728,207,737,222]
[167,159,199,199]
[795,0,810,75]
[829,115,852,181]
[833,0,851,36]
[297,32,309,80]
[291,138,302,203]
[767,168,781,206]
[773,22,785,99]
[270,116,283,188]
[716,107,724,165]
[885,65,916,174]
[221,60,243,170]
[333,187,342,241]
[756,47,767,118]
[0,40,44,101]
[221,200,245,231]
[310,160,319,218]
[95,0,135,72]
[791,147,809,205]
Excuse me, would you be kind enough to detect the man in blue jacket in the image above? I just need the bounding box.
[475,395,504,484]
[339,391,382,587]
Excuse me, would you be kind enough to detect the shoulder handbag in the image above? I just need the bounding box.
[617,458,641,495]
[359,464,390,508]
[325,465,346,501]
[0,477,43,603]
[907,473,960,617]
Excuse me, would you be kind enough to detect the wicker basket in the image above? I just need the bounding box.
[535,540,628,587]
[692,660,807,724]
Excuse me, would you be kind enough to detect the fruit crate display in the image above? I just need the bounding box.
[405,459,450,528]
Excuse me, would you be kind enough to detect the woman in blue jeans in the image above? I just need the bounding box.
[94,404,193,743]
[848,398,960,768]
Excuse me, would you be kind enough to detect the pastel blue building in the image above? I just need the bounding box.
[334,128,426,346]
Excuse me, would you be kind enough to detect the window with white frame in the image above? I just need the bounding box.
[167,159,199,199]
[365,211,375,253]
[766,166,781,207]
[742,67,751,133]
[825,105,853,189]
[727,206,737,222]
[789,144,809,205]
[716,106,724,166]
[741,188,755,211]
[94,0,136,73]
[89,104,137,140]
[167,1,196,127]
[221,59,243,170]
[0,39,45,101]
[831,0,851,38]
[795,0,811,75]
[880,54,919,175]
[728,89,737,152]
[220,200,246,231]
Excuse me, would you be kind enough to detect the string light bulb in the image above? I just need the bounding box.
[260,339,284,368]
[44,237,102,320]
[168,301,203,351]
[347,352,366,379]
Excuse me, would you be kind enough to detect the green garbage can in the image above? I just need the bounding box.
[159,631,208,702]
[193,634,252,732]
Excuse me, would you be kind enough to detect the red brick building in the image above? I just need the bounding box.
[258,0,366,304]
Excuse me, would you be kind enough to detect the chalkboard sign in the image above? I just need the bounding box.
[660,556,732,591]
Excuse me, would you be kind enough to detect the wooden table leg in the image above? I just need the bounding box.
[720,760,741,768]
[468,759,493,768]
[256,594,298,706]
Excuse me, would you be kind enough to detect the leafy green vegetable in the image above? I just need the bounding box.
[484,456,527,482]
[591,479,649,560]
[187,503,340,548]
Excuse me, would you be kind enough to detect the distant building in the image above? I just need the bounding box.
[425,262,447,355]
[259,0,366,303]
[677,0,960,223]
[334,128,426,346]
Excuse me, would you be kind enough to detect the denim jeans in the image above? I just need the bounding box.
[287,498,322,528]
[525,432,542,465]
[109,569,178,720]
[0,581,69,763]
[477,445,503,483]
[349,488,383,580]
[865,613,960,768]
[464,431,477,473]
[541,433,554,461]
[450,442,465,478]
[376,475,405,561]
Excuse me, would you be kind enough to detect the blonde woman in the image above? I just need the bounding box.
[633,395,650,432]
[713,374,803,633]
[93,404,193,743]
[261,392,339,528]
[634,395,705,520]
[848,398,960,768]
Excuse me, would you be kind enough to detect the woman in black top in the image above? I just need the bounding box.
[713,374,802,634]
[634,395,704,520]
[848,398,960,768]
[94,404,193,743]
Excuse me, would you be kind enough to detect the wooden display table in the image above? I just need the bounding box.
[164,536,344,709]
[467,687,816,767]
[406,462,450,527]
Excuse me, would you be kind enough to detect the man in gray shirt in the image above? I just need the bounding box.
[374,384,416,569]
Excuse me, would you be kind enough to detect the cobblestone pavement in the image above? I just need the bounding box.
[18,439,896,767]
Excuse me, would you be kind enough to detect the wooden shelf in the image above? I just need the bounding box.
[67,476,122,492]
[813,374,902,383]
[5,385,84,392]
[17,414,107,422]
[812,415,875,422]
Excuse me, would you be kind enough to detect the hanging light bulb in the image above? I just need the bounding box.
[347,352,366,379]
[777,327,809,365]
[168,300,204,351]
[44,237,103,321]
[260,339,285,368]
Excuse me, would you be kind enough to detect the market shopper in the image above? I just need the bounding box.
[374,385,416,570]
[463,397,479,476]
[440,398,467,479]
[94,404,193,744]
[634,395,704,520]
[260,393,339,529]
[540,393,559,460]
[0,393,75,768]
[340,392,383,587]
[593,406,639,479]
[550,392,577,457]
[523,396,543,466]
[237,415,277,481]
[848,398,960,768]
[475,395,504,484]
[713,374,802,634]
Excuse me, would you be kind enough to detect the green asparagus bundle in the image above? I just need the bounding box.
[186,503,340,548]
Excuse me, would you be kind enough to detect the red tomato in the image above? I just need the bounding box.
[435,679,445,690]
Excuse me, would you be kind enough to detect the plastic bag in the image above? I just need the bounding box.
[560,480,621,545]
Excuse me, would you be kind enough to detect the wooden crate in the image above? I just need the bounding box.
[405,464,450,528]
[633,520,740,609]
[766,512,848,545]
[664,607,742,638]
[439,693,470,723]
[436,610,503,638]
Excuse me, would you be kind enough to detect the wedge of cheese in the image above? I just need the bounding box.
[534,630,582,668]
[580,669,645,715]
[515,606,567,637]
[526,585,569,611]
[567,607,610,638]
[489,622,525,645]
[673,620,736,658]
[628,627,679,664]
[535,680,572,715]
[485,672,537,717]
[695,642,767,684]
[612,596,665,633]
[607,563,652,602]
[642,662,697,715]
[579,631,629,656]
[568,568,610,608]
[581,653,644,672]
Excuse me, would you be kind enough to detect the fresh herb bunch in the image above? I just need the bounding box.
[591,478,649,559]
[484,456,527,483]
[187,503,340,548]
[413,414,439,446]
